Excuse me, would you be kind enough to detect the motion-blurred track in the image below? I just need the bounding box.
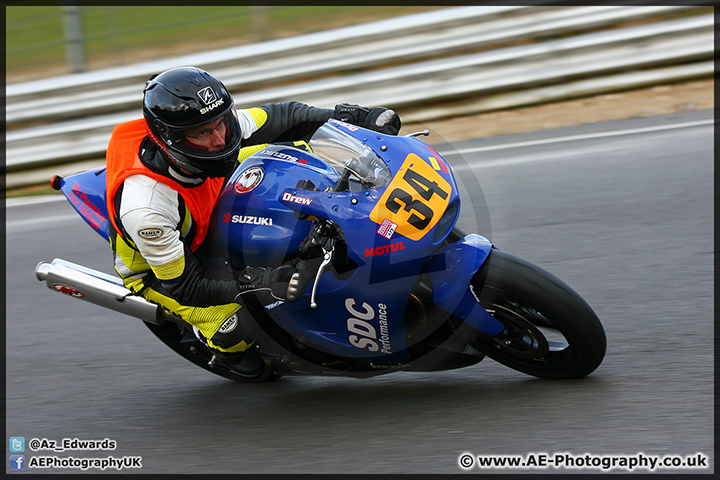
[5,110,713,474]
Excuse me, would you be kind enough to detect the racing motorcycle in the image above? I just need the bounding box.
[36,119,606,382]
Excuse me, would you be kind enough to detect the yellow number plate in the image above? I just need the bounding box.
[369,154,452,242]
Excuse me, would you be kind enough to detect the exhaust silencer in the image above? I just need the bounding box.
[35,258,172,325]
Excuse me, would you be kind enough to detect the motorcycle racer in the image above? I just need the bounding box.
[105,66,401,362]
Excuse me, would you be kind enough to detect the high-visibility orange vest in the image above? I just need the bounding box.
[106,118,224,251]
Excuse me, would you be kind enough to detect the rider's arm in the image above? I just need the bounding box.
[237,140,311,163]
[118,177,239,307]
[237,101,334,146]
[234,101,400,156]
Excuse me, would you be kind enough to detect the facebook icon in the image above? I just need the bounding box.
[9,455,25,470]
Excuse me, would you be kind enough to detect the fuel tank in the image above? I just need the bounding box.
[210,145,339,269]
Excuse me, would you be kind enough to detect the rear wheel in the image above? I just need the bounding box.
[144,321,282,383]
[470,249,605,379]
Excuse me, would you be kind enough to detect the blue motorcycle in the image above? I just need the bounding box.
[36,120,606,382]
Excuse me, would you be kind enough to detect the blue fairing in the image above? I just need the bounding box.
[425,235,505,336]
[211,147,337,268]
[57,167,110,242]
[209,120,497,362]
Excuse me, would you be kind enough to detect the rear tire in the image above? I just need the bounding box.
[470,249,605,379]
[144,321,282,383]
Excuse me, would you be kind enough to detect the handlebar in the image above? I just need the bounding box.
[405,129,430,137]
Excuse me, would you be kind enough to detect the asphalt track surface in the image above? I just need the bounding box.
[5,109,714,474]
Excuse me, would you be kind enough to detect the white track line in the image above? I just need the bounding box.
[7,214,81,231]
[6,195,68,207]
[446,119,713,156]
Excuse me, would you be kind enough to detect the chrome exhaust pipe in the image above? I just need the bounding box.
[35,258,174,325]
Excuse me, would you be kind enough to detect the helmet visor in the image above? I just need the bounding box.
[163,107,243,177]
[175,108,242,158]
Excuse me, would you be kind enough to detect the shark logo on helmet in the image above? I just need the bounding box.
[197,87,217,106]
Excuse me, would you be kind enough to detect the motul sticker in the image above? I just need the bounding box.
[364,241,405,258]
[52,284,84,298]
[138,227,163,239]
[234,167,264,194]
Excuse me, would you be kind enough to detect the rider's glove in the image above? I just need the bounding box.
[334,103,401,136]
[364,107,401,136]
[235,265,304,303]
[334,103,370,124]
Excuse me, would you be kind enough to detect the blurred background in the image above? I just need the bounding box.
[5,6,715,475]
[6,6,440,82]
[5,5,714,194]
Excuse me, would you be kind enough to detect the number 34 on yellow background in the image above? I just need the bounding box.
[369,154,452,242]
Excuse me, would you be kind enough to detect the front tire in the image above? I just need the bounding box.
[470,249,606,379]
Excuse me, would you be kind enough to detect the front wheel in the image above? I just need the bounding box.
[470,249,606,379]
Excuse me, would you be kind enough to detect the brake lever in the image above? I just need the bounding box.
[405,129,430,137]
[310,243,334,309]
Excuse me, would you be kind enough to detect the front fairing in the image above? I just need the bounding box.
[210,120,463,364]
[278,120,460,264]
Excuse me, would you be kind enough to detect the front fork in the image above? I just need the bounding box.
[423,234,505,336]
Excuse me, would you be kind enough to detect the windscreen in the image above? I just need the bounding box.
[308,124,392,191]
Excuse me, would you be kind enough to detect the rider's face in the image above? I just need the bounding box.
[184,118,227,152]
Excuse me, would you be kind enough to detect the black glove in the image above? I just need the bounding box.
[334,103,401,136]
[235,265,305,303]
[334,103,370,124]
[364,107,401,136]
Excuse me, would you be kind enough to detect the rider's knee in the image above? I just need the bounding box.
[206,312,255,353]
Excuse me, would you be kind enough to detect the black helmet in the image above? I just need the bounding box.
[143,66,242,178]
